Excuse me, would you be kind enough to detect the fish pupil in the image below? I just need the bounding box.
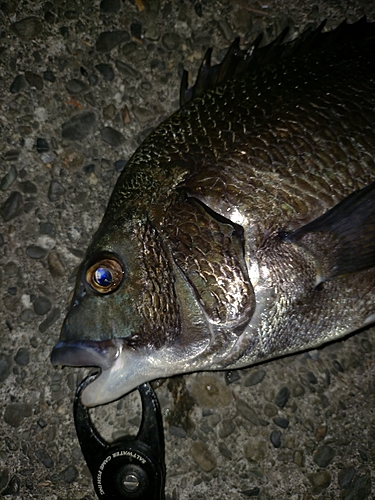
[94,267,113,287]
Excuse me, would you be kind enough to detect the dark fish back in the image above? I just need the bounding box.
[177,19,375,234]
[105,19,375,236]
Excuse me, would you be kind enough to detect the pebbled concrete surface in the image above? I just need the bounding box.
[0,1,374,499]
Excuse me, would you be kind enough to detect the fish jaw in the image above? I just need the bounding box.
[50,338,122,371]
[78,344,187,407]
[50,338,134,406]
[50,336,212,407]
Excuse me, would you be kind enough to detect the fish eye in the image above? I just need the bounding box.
[85,257,124,294]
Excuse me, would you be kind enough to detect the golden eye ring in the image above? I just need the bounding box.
[86,257,124,294]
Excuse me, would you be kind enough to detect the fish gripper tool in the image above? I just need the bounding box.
[74,374,166,499]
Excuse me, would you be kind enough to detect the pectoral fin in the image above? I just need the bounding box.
[285,180,375,280]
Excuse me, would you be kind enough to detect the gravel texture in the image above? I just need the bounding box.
[0,1,375,499]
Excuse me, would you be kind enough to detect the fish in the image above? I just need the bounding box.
[51,18,375,407]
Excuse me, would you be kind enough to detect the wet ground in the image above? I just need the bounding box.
[0,0,374,498]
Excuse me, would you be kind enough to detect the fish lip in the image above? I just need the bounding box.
[50,338,122,371]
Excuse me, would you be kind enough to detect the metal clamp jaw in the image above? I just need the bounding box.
[74,374,166,499]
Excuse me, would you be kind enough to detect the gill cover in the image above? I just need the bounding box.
[161,196,255,332]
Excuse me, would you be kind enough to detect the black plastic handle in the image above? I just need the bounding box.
[74,374,166,499]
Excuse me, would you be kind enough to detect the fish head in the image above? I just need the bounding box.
[51,212,235,407]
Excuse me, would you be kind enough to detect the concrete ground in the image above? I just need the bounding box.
[0,0,374,498]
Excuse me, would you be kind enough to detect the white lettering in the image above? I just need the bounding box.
[110,450,146,464]
[99,455,112,471]
[97,469,104,495]
[96,455,112,495]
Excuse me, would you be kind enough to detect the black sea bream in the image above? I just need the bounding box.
[51,19,375,406]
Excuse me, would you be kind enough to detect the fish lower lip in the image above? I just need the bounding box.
[50,339,122,371]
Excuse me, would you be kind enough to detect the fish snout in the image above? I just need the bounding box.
[50,338,122,371]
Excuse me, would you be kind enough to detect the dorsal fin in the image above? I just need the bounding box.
[180,17,374,108]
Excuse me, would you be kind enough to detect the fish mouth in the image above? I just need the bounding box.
[50,338,128,407]
[51,338,168,407]
[50,336,214,407]
[51,335,221,407]
[50,338,122,370]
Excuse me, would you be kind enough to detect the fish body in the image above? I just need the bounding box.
[51,19,375,406]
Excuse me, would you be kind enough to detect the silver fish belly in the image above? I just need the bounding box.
[51,19,375,406]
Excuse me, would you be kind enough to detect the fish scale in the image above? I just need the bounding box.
[51,19,375,407]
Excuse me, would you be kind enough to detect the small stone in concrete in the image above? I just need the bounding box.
[33,296,52,315]
[59,465,78,484]
[263,402,278,418]
[218,19,234,41]
[218,418,235,438]
[308,471,331,495]
[313,445,335,468]
[273,417,289,429]
[190,441,216,472]
[61,111,96,141]
[341,473,371,499]
[39,308,60,333]
[131,22,142,40]
[37,418,47,429]
[225,370,240,384]
[244,440,268,463]
[19,309,34,323]
[35,448,54,468]
[293,449,305,467]
[11,17,42,40]
[132,105,155,123]
[26,245,48,259]
[218,441,232,460]
[3,150,20,161]
[307,371,318,384]
[48,181,65,202]
[47,251,66,277]
[361,338,373,352]
[333,360,344,372]
[95,63,115,81]
[36,138,49,153]
[96,31,129,52]
[103,103,117,119]
[115,60,140,78]
[162,32,181,50]
[1,475,20,496]
[19,181,37,194]
[236,399,260,425]
[1,165,17,191]
[3,403,33,427]
[40,222,55,237]
[100,0,122,14]
[270,430,282,448]
[3,183,19,210]
[114,159,127,172]
[100,127,125,147]
[25,71,43,90]
[41,152,56,164]
[338,467,356,489]
[43,70,56,82]
[0,468,9,491]
[275,387,290,408]
[14,348,29,366]
[65,79,88,94]
[169,426,187,438]
[241,487,260,497]
[0,355,12,383]
[244,369,266,387]
[190,374,232,408]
